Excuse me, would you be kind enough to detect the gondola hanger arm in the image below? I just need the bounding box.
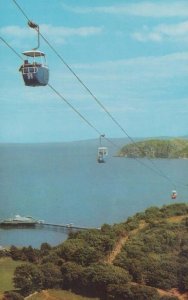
[28,20,40,50]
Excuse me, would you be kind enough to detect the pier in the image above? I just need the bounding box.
[0,217,100,231]
[37,222,100,231]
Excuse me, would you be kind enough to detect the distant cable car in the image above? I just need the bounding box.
[19,50,49,86]
[97,134,108,163]
[171,190,177,199]
[19,21,49,87]
[97,146,108,163]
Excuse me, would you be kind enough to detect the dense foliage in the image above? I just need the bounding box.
[118,138,188,158]
[5,203,188,299]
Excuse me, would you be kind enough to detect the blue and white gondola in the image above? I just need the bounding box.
[19,50,49,87]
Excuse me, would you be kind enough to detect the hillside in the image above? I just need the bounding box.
[118,138,188,158]
[1,203,188,300]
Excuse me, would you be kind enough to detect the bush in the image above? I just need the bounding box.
[3,291,24,300]
[107,284,160,300]
[160,296,179,300]
[130,285,160,300]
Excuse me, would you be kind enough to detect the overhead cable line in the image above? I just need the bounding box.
[47,84,177,183]
[12,0,30,22]
[46,85,182,187]
[0,37,23,61]
[0,35,117,149]
[1,36,178,183]
[48,84,121,149]
[11,0,180,188]
[2,35,188,190]
[48,83,101,137]
[37,40,176,187]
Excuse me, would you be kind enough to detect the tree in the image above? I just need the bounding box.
[22,246,39,263]
[58,239,101,266]
[82,264,131,298]
[61,261,84,292]
[40,263,62,288]
[41,251,64,266]
[13,264,42,295]
[106,284,133,300]
[9,246,23,261]
[178,263,188,292]
[40,242,52,256]
[57,239,84,261]
[130,285,160,300]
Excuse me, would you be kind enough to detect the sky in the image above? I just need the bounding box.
[1,0,188,143]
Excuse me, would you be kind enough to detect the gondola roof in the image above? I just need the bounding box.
[22,50,45,57]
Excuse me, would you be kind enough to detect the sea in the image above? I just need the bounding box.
[0,140,188,248]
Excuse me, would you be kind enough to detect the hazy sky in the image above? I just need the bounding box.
[1,0,188,143]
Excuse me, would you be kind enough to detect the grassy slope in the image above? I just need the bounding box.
[28,290,99,300]
[110,211,188,300]
[0,258,99,300]
[0,257,23,294]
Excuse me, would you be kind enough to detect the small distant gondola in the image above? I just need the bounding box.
[97,134,108,163]
[97,146,108,163]
[19,50,49,86]
[171,190,177,199]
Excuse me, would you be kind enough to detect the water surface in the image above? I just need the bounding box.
[0,142,187,247]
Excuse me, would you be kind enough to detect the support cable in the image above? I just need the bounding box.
[0,35,117,148]
[0,37,23,61]
[1,36,177,183]
[12,0,175,186]
[8,2,183,188]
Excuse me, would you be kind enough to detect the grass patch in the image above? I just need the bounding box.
[0,257,23,293]
[50,290,99,300]
[30,290,99,300]
[167,215,188,223]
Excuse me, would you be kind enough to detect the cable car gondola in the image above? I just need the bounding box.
[97,146,108,163]
[19,21,49,87]
[97,134,108,163]
[171,190,177,200]
[19,50,49,86]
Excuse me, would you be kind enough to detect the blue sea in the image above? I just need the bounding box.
[0,140,188,248]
